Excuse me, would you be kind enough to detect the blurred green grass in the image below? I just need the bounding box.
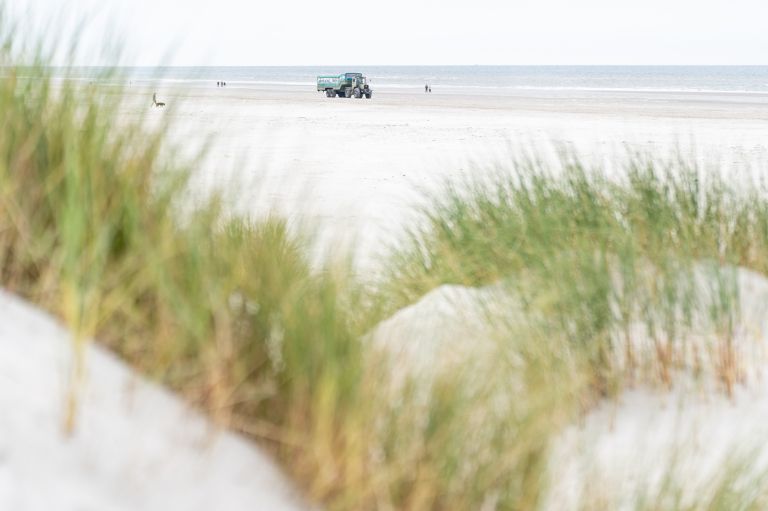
[382,156,768,395]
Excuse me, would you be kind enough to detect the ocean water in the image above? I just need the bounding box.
[65,66,768,94]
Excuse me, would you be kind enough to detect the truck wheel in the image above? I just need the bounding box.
[365,93,372,99]
[325,89,334,97]
[344,88,352,98]
[353,87,362,98]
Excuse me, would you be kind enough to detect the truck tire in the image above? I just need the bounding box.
[325,89,334,97]
[365,92,372,99]
[353,87,362,98]
[344,88,352,98]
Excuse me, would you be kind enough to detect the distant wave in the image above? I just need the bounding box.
[439,84,768,94]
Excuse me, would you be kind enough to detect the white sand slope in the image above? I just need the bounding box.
[370,265,768,507]
[548,383,768,509]
[368,283,512,375]
[0,290,308,511]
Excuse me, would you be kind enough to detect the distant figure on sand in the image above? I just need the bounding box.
[152,93,165,108]
[429,86,432,93]
[217,81,220,87]
[425,84,428,93]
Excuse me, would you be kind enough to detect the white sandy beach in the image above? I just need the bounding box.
[2,79,765,508]
[120,84,768,265]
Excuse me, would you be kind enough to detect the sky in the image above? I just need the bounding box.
[9,0,768,66]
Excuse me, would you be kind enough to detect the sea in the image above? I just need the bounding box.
[61,66,768,95]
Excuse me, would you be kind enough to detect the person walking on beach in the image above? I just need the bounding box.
[425,83,428,93]
[429,86,432,93]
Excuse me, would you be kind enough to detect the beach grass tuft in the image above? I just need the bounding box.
[381,156,768,395]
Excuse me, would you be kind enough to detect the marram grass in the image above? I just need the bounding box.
[382,157,768,395]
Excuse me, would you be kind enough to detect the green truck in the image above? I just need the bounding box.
[317,73,373,99]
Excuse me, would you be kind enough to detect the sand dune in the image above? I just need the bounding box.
[369,264,768,507]
[0,290,307,511]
